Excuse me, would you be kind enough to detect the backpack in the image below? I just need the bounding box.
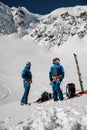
[41,91,49,98]
[66,83,76,98]
[35,91,52,103]
[41,91,52,101]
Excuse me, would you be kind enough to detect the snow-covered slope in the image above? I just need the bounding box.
[0,33,87,130]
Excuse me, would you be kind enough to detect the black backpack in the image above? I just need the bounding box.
[66,83,76,98]
[41,91,49,98]
[41,91,52,100]
[36,91,52,103]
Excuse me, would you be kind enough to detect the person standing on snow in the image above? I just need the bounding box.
[49,58,65,101]
[21,62,32,105]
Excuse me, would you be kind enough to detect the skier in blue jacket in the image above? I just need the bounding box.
[49,58,65,101]
[21,62,32,105]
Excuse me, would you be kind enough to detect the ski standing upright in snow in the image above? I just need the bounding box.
[73,53,84,93]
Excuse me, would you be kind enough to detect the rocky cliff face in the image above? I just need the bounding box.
[30,6,87,48]
[0,2,40,36]
[0,2,16,34]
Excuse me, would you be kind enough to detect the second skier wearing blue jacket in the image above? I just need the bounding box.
[49,58,65,101]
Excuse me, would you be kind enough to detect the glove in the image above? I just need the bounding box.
[52,77,57,82]
[50,77,53,82]
[52,76,62,82]
[28,80,32,84]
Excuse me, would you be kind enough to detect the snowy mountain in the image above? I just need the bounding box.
[0,2,87,48]
[0,2,40,36]
[0,2,87,130]
[0,2,16,34]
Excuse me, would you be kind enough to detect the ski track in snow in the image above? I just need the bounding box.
[0,72,20,105]
[0,75,12,101]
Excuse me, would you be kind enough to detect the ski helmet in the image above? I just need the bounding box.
[26,62,31,67]
[53,57,60,64]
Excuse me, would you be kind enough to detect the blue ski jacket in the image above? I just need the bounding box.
[49,63,65,81]
[21,66,32,81]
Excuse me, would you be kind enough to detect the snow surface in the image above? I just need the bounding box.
[0,33,87,130]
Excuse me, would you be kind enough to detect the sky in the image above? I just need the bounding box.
[1,0,87,14]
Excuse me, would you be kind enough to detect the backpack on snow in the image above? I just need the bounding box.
[66,83,76,98]
[41,91,49,98]
[35,91,52,103]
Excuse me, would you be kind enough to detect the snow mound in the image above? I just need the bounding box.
[0,100,87,130]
